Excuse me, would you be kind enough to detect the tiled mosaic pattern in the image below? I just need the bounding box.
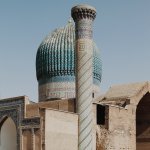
[0,97,40,150]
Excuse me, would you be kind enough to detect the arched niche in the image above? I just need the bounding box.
[136,92,150,150]
[0,117,17,150]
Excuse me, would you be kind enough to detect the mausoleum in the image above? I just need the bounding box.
[0,4,149,150]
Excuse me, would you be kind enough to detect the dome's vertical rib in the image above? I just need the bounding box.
[71,25,75,75]
[57,29,63,74]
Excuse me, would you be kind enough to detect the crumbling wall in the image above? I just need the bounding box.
[108,105,136,149]
[96,105,136,150]
[96,125,110,149]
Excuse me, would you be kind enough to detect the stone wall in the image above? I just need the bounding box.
[44,109,78,150]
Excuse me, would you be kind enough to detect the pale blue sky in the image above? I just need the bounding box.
[0,0,150,101]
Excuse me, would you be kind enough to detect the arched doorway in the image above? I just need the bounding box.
[0,117,17,150]
[136,92,150,150]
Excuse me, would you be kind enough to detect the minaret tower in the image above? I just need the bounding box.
[71,4,96,150]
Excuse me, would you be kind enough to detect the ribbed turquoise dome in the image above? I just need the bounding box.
[36,21,102,101]
[36,21,102,85]
[36,22,75,84]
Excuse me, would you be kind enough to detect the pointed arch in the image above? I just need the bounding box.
[0,116,17,150]
[136,92,150,150]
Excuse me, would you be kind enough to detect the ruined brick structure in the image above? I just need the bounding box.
[95,81,150,150]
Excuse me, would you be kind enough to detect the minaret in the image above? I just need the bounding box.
[71,4,96,150]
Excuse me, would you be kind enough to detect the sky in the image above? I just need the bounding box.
[0,0,150,101]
